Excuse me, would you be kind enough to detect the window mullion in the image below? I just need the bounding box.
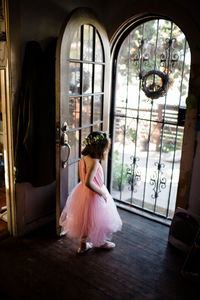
[79,25,84,156]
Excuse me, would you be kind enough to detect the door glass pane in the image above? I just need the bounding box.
[69,63,80,94]
[69,27,81,59]
[83,25,93,61]
[68,162,79,193]
[94,95,102,122]
[82,96,92,125]
[95,32,103,62]
[94,65,103,92]
[93,123,102,131]
[81,126,91,146]
[83,63,92,94]
[69,97,80,128]
[68,130,79,160]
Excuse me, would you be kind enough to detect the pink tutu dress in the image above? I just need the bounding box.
[59,157,122,247]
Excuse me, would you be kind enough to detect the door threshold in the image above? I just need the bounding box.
[116,201,171,226]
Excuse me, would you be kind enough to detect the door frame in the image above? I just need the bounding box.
[55,7,110,235]
[0,0,16,236]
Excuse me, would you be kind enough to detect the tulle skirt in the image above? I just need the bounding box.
[59,183,122,247]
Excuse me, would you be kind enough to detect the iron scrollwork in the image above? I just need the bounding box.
[160,38,179,72]
[131,35,179,100]
[127,156,141,193]
[132,39,150,68]
[150,162,167,199]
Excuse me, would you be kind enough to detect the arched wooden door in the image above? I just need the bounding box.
[56,8,110,234]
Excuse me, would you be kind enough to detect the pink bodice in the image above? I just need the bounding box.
[79,157,104,188]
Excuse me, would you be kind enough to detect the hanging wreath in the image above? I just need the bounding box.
[141,70,169,100]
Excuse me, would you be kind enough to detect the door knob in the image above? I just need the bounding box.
[61,132,70,146]
[60,122,71,168]
[62,121,69,133]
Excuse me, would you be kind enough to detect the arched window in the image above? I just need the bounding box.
[110,18,191,220]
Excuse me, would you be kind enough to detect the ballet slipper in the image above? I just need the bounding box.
[100,241,116,249]
[77,242,93,254]
[60,230,67,237]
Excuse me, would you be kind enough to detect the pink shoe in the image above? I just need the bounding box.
[100,241,116,249]
[77,242,93,254]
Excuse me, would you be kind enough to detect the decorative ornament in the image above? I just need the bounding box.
[141,70,169,100]
[82,132,109,147]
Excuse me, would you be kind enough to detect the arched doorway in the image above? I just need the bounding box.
[109,18,191,220]
[56,8,110,234]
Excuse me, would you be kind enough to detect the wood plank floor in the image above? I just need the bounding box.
[0,208,200,300]
[0,186,8,238]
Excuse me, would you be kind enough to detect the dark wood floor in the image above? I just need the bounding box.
[0,209,199,300]
[0,185,6,211]
[0,185,8,238]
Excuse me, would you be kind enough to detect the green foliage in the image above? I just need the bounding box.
[112,150,128,188]
[126,126,136,142]
[161,139,182,153]
[161,141,175,153]
[186,94,197,109]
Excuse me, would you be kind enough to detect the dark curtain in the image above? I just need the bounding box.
[15,39,56,186]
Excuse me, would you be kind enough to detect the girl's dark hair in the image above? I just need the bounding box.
[81,131,110,159]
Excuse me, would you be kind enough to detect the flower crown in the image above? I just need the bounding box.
[83,132,108,146]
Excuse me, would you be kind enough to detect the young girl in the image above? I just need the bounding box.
[59,131,122,254]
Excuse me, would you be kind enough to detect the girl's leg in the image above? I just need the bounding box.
[77,235,93,254]
[80,235,87,251]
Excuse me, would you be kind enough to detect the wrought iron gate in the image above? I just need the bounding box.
[111,19,191,219]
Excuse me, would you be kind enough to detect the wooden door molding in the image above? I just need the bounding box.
[0,0,16,236]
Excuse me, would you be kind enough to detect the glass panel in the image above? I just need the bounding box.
[180,42,191,107]
[69,27,81,59]
[142,121,158,211]
[69,63,80,95]
[83,25,93,61]
[81,126,91,147]
[94,65,103,92]
[154,123,183,216]
[167,137,183,218]
[95,32,103,62]
[94,95,102,122]
[112,18,192,219]
[82,96,92,125]
[68,130,79,160]
[68,162,79,194]
[143,153,159,212]
[69,97,80,128]
[116,36,131,109]
[127,62,139,120]
[112,147,124,201]
[111,115,126,200]
[138,96,152,121]
[83,63,92,94]
[151,99,165,122]
[93,123,102,131]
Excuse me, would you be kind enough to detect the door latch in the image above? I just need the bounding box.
[60,121,71,168]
